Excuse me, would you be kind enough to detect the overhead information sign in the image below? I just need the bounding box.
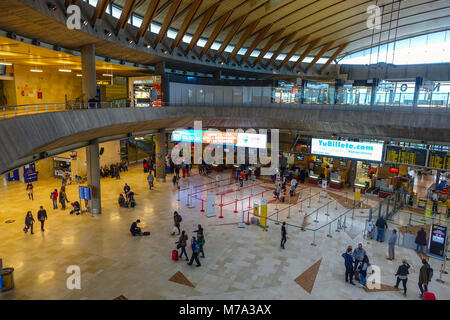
[310,139,384,162]
[427,150,450,170]
[171,130,267,148]
[385,146,427,167]
[428,224,448,259]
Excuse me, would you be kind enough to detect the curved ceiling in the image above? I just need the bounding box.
[108,0,450,69]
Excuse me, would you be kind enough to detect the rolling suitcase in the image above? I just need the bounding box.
[423,292,436,300]
[172,250,179,261]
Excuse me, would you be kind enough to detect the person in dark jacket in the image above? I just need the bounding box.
[375,216,388,242]
[342,247,355,285]
[394,259,410,296]
[123,183,131,200]
[187,236,201,267]
[37,206,48,232]
[172,211,181,235]
[418,259,431,298]
[193,224,204,237]
[59,187,69,210]
[118,194,126,207]
[177,230,189,261]
[26,182,34,200]
[130,219,143,236]
[415,228,427,253]
[24,211,35,234]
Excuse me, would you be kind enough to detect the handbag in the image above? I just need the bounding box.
[176,243,181,249]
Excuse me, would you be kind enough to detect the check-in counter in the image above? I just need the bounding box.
[353,182,366,194]
[309,173,319,185]
[330,178,344,189]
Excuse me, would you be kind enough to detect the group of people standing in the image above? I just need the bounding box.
[101,162,128,179]
[176,223,205,267]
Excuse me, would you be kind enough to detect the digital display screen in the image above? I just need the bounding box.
[385,146,427,167]
[361,162,371,169]
[339,161,347,166]
[390,167,399,173]
[315,157,323,164]
[429,224,447,259]
[311,139,384,162]
[427,150,450,170]
[171,130,267,148]
[297,155,304,161]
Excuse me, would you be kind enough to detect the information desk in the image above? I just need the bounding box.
[330,178,344,189]
[353,182,366,194]
[308,174,320,185]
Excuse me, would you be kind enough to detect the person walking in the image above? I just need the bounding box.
[431,190,439,214]
[357,255,370,288]
[387,229,398,260]
[197,232,206,258]
[418,258,431,298]
[24,211,35,234]
[115,165,120,180]
[394,259,410,296]
[177,231,189,261]
[172,211,181,236]
[375,216,388,242]
[50,189,58,210]
[415,227,427,254]
[59,187,69,210]
[353,243,366,280]
[193,224,204,237]
[37,206,48,232]
[281,222,287,249]
[342,247,355,285]
[239,171,245,188]
[147,172,154,191]
[26,182,34,200]
[175,165,180,179]
[187,236,201,267]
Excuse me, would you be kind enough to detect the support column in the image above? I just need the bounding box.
[155,62,169,105]
[413,76,423,107]
[81,44,97,104]
[349,160,357,188]
[369,78,379,106]
[300,79,307,104]
[86,142,101,214]
[155,129,167,182]
[213,70,222,80]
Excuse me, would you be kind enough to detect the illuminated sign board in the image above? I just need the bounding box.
[311,139,384,162]
[428,224,448,259]
[171,130,267,148]
[427,150,450,170]
[385,146,427,167]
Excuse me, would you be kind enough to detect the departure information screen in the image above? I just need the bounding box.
[427,151,450,170]
[385,146,427,167]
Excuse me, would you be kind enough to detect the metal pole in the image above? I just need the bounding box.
[308,190,311,208]
[327,221,332,238]
[325,202,330,216]
[335,198,338,210]
[336,217,341,232]
[311,230,317,246]
[314,209,319,223]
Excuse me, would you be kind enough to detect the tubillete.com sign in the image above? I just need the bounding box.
[311,139,384,162]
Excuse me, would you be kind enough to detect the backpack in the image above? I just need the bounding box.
[427,267,433,280]
[193,242,200,253]
[177,214,182,223]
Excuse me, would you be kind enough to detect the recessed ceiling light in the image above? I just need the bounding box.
[0,62,12,66]
[58,69,72,72]
[102,73,113,77]
[30,69,43,72]
[76,74,82,77]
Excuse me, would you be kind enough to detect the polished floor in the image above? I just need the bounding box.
[0,166,448,300]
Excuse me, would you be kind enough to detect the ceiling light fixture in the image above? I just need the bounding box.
[104,30,112,37]
[30,69,43,73]
[58,69,72,72]
[102,73,113,77]
[76,74,82,77]
[0,62,12,66]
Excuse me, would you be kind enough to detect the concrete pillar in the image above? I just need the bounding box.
[349,160,357,187]
[154,129,167,182]
[300,80,307,104]
[213,70,222,80]
[370,78,379,106]
[81,44,97,104]
[155,62,169,105]
[413,77,423,107]
[86,142,101,214]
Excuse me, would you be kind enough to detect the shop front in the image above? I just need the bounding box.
[128,76,162,107]
[53,157,71,178]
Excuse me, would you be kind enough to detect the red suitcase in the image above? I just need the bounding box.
[172,250,179,261]
[424,292,436,300]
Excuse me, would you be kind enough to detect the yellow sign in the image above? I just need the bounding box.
[260,199,267,228]
[253,203,260,217]
[355,189,361,201]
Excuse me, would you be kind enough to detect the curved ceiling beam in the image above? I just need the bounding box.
[278,35,309,69]
[154,0,183,47]
[185,1,221,54]
[264,31,296,68]
[171,0,203,51]
[213,14,249,60]
[290,38,321,70]
[320,42,349,72]
[136,0,161,42]
[240,23,273,65]
[226,18,261,63]
[199,10,233,58]
[251,27,284,66]
[304,41,335,72]
[91,0,111,26]
[116,0,138,34]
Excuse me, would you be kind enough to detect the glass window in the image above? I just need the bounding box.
[111,4,121,19]
[132,14,142,27]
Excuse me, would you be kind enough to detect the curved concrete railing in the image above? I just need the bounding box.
[0,105,449,175]
[0,100,449,120]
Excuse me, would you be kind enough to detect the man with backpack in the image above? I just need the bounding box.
[172,211,182,236]
[375,216,388,242]
[187,236,201,267]
[418,259,433,298]
[197,233,206,258]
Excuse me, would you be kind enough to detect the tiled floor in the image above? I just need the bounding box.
[0,166,448,300]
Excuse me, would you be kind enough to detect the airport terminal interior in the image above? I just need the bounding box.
[0,0,449,301]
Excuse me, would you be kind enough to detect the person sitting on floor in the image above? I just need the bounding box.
[70,201,81,215]
[118,193,127,207]
[130,219,143,236]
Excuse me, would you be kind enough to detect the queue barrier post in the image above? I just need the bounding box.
[343,215,347,230]
[246,211,251,226]
[325,202,330,216]
[314,209,319,223]
[327,221,333,238]
[200,199,205,213]
[311,230,317,246]
[335,198,338,210]
[234,189,238,213]
[219,194,224,219]
[336,217,341,232]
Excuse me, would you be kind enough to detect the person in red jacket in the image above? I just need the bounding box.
[50,189,58,210]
